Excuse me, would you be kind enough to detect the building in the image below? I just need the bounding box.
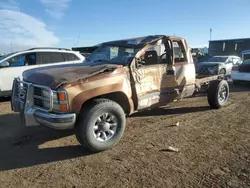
[209,38,250,57]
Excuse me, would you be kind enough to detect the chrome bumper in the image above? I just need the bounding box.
[11,78,76,130]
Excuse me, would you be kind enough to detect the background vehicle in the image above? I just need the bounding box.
[0,48,85,97]
[12,35,230,152]
[196,55,241,75]
[232,50,250,84]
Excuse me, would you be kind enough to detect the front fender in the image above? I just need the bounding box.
[68,77,133,113]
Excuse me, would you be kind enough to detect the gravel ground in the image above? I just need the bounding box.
[0,82,250,188]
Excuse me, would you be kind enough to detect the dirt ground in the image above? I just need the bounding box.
[0,82,250,188]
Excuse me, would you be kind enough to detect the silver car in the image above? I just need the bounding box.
[196,56,241,75]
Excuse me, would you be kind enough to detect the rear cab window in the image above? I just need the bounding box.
[173,40,187,63]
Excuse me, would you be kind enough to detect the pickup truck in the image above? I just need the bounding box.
[11,35,229,152]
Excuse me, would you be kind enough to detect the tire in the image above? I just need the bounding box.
[207,80,229,109]
[76,99,126,152]
[219,68,226,75]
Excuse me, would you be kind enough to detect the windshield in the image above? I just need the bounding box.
[84,45,139,66]
[207,57,228,62]
[0,52,16,61]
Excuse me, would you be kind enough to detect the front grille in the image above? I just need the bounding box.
[34,98,44,108]
[12,79,54,112]
[33,85,53,111]
[34,87,42,96]
[18,82,28,103]
[33,86,44,108]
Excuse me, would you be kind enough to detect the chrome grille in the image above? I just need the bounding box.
[33,86,44,108]
[12,78,54,113]
[33,85,53,112]
[18,82,28,103]
[34,98,44,108]
[34,87,43,96]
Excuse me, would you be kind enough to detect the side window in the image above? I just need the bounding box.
[110,47,119,59]
[49,53,64,63]
[7,54,26,67]
[63,53,80,61]
[173,40,187,63]
[139,44,164,66]
[39,52,51,64]
[39,52,64,64]
[26,53,37,66]
[137,43,169,67]
[222,42,226,51]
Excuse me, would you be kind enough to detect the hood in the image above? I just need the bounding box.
[199,62,224,67]
[23,63,119,89]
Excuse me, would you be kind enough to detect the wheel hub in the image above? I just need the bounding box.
[218,85,228,102]
[93,113,118,142]
[101,122,110,132]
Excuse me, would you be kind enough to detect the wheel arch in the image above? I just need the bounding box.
[82,91,132,115]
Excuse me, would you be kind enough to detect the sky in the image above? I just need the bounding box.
[0,0,250,53]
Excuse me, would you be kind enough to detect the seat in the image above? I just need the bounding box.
[144,50,158,66]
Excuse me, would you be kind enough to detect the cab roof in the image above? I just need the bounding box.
[101,35,183,48]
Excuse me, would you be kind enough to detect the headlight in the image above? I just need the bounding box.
[42,90,58,100]
[39,89,69,113]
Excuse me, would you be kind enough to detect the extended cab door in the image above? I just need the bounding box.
[159,38,196,101]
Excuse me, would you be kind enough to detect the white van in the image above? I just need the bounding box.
[0,48,85,97]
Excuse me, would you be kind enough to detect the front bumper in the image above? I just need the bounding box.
[11,78,76,130]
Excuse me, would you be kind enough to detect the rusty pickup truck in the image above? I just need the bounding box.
[11,35,229,152]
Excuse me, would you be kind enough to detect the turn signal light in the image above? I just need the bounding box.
[59,104,68,112]
[59,91,67,101]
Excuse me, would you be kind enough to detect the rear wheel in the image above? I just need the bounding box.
[207,80,229,109]
[76,99,126,152]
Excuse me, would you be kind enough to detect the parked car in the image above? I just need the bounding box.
[12,35,230,152]
[231,50,250,84]
[0,48,85,97]
[196,55,241,75]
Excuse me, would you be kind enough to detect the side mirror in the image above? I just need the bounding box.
[0,61,9,67]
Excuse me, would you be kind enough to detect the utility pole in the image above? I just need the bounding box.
[10,42,13,52]
[76,33,80,46]
[210,28,212,41]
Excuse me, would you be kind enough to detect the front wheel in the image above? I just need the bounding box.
[219,68,226,75]
[76,99,126,152]
[207,80,229,109]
